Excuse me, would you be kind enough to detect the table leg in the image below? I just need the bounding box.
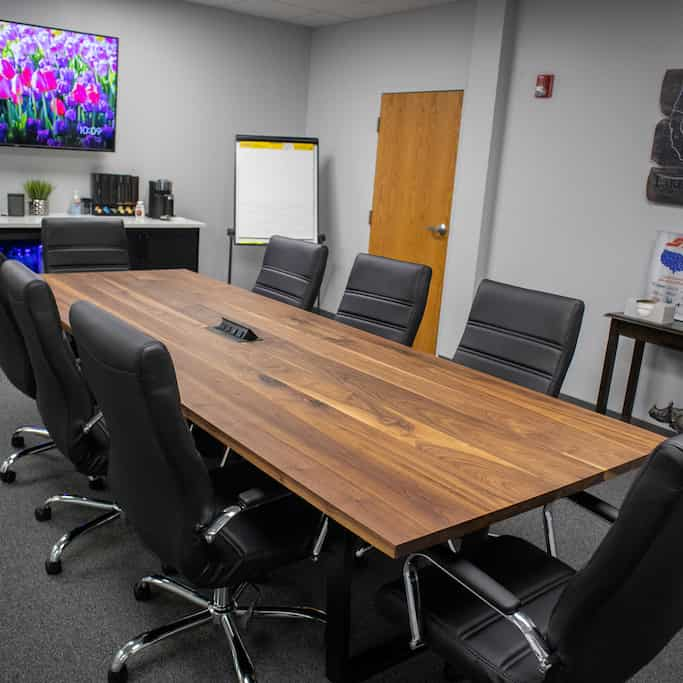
[325,528,354,683]
[621,340,645,423]
[596,320,620,414]
[324,526,418,683]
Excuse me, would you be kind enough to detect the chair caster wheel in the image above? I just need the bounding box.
[35,506,52,522]
[11,434,24,448]
[108,665,128,683]
[88,477,106,491]
[0,469,16,484]
[134,582,153,602]
[45,559,62,575]
[161,564,178,576]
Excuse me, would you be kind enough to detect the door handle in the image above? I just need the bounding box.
[422,223,448,236]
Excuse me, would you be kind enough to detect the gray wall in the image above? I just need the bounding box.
[305,1,475,311]
[0,0,311,284]
[487,0,683,422]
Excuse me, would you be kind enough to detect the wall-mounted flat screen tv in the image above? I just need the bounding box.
[0,20,118,152]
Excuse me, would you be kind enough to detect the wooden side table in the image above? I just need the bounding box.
[597,313,683,422]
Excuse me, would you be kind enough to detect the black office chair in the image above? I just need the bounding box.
[332,253,432,564]
[69,300,326,683]
[453,279,585,559]
[0,254,55,483]
[1,260,120,574]
[378,434,683,683]
[335,253,432,346]
[42,217,130,273]
[253,235,328,311]
[453,279,585,398]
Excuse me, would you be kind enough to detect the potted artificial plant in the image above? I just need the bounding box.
[24,179,54,216]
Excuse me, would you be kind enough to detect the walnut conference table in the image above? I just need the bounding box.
[45,269,662,683]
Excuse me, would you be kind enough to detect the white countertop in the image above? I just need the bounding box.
[0,214,206,229]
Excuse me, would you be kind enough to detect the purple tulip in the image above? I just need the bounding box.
[0,122,7,142]
[65,108,77,121]
[102,125,114,140]
[37,128,50,143]
[55,119,68,135]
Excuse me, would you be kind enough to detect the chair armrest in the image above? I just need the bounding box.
[203,487,292,544]
[423,546,520,614]
[403,548,554,674]
[567,491,619,524]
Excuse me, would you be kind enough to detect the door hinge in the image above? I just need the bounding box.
[377,117,381,133]
[368,210,373,225]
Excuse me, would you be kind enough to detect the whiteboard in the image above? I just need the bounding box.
[234,136,318,245]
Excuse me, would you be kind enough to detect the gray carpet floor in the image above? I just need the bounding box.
[0,371,681,683]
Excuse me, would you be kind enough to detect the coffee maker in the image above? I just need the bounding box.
[148,179,175,220]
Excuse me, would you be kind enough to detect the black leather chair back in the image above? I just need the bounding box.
[0,255,36,398]
[335,254,432,346]
[1,260,107,476]
[42,218,130,273]
[453,279,584,396]
[70,301,219,582]
[253,236,328,311]
[547,435,683,683]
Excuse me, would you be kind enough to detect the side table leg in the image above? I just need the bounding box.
[621,340,645,423]
[596,320,620,414]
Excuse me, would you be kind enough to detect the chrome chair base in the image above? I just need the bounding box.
[34,493,121,575]
[543,502,558,558]
[109,574,326,683]
[0,426,54,483]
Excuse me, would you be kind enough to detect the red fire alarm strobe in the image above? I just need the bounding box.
[535,74,554,98]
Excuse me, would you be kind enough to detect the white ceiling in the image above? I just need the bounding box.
[186,0,456,27]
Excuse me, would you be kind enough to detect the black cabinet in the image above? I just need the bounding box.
[0,226,199,273]
[127,228,199,272]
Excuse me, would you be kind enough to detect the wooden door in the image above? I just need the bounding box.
[369,90,463,354]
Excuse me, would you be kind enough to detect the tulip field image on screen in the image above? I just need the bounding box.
[0,21,118,151]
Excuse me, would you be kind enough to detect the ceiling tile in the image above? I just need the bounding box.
[186,0,458,25]
[293,13,348,26]
[342,0,454,19]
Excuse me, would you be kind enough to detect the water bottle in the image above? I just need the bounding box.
[135,200,145,223]
[70,190,81,216]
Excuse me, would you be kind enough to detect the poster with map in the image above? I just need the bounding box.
[648,230,683,320]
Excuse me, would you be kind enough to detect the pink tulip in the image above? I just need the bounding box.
[11,76,23,98]
[20,66,32,88]
[86,83,99,104]
[72,83,87,104]
[51,98,66,116]
[42,70,57,91]
[1,59,14,80]
[32,69,58,93]
[0,78,10,100]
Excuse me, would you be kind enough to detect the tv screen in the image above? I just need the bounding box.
[0,20,118,151]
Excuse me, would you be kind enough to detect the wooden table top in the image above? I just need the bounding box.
[45,269,663,558]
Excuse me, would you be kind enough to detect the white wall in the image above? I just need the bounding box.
[0,0,311,284]
[487,0,683,422]
[305,1,475,310]
[437,0,515,356]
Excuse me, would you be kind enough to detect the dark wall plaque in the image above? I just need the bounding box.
[647,167,683,205]
[649,71,683,206]
[652,118,683,166]
[661,70,683,116]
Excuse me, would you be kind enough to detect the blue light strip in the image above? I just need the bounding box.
[0,243,44,273]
